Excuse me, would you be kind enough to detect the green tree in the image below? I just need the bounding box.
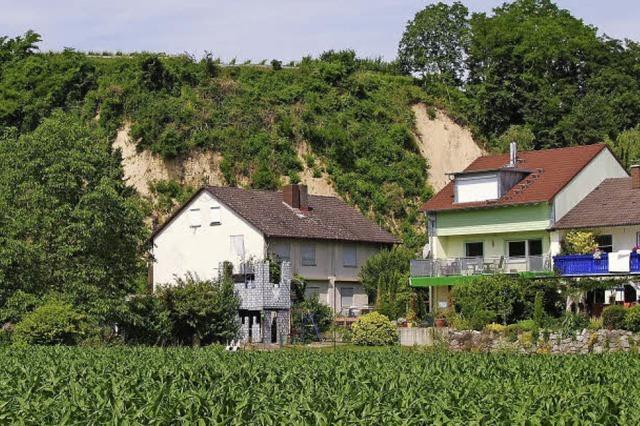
[359,247,413,320]
[611,125,640,170]
[0,111,147,314]
[398,2,470,85]
[495,124,536,152]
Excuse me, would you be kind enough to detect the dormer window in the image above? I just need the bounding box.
[454,173,499,203]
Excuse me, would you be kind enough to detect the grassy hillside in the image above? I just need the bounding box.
[0,38,440,248]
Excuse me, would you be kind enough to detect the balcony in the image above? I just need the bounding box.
[410,256,552,286]
[554,253,640,277]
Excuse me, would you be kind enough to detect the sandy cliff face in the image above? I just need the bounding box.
[412,104,485,192]
[113,123,224,197]
[114,104,484,198]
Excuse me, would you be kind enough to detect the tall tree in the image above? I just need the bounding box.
[398,2,470,86]
[0,111,147,312]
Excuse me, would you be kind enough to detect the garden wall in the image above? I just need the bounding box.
[399,327,640,354]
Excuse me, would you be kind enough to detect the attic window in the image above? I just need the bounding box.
[210,206,221,226]
[188,208,201,228]
[455,173,499,203]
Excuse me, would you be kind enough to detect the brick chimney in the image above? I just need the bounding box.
[282,184,309,210]
[632,165,640,189]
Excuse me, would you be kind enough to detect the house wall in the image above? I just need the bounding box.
[305,280,369,313]
[435,203,551,237]
[438,231,551,259]
[152,191,265,287]
[553,149,628,222]
[267,238,382,282]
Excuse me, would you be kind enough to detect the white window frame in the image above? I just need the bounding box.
[230,234,245,259]
[301,243,316,266]
[343,245,357,268]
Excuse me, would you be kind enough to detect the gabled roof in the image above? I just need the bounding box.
[152,186,399,244]
[552,178,640,230]
[421,144,609,213]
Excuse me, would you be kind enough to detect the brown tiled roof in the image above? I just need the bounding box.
[152,186,398,244]
[421,144,609,212]
[552,178,640,229]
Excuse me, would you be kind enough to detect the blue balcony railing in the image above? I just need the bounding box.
[554,253,640,276]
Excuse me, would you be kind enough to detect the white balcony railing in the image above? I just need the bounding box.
[410,256,551,277]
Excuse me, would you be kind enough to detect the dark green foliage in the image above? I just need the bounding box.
[0,111,148,314]
[292,295,333,338]
[156,274,240,346]
[533,291,544,326]
[398,1,470,85]
[0,291,40,324]
[623,305,640,332]
[560,312,589,336]
[360,247,413,320]
[602,305,626,330]
[117,295,172,345]
[12,299,95,345]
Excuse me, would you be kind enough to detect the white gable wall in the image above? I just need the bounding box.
[553,148,628,223]
[152,190,265,288]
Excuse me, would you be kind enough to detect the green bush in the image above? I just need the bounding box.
[12,300,94,345]
[0,291,40,324]
[292,294,333,342]
[623,305,640,332]
[157,274,240,346]
[560,312,589,336]
[351,312,397,346]
[602,305,626,330]
[516,319,539,333]
[118,294,172,345]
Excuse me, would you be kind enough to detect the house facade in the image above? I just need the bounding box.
[151,184,397,318]
[411,143,629,312]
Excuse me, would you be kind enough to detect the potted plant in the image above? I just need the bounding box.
[435,311,447,328]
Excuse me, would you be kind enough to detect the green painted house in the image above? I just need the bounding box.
[412,143,628,312]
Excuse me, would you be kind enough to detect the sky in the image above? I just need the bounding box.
[1,1,639,62]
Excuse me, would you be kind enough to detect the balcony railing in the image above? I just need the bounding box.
[554,253,640,276]
[410,256,551,277]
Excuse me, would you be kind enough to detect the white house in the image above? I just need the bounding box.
[150,184,398,315]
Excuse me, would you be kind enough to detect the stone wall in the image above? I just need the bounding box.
[400,327,640,354]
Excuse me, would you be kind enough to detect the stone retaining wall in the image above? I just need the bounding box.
[400,327,640,354]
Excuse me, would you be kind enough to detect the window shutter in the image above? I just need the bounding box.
[343,245,357,267]
[302,244,316,266]
[210,206,221,225]
[189,208,201,227]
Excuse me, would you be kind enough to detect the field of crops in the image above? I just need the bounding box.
[0,346,639,424]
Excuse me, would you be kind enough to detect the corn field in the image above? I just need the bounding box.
[0,346,639,424]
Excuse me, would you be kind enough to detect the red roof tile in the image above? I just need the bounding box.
[552,178,640,229]
[421,144,608,212]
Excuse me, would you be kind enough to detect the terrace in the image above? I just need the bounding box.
[553,252,640,277]
[410,255,552,286]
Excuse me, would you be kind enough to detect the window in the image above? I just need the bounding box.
[528,239,543,256]
[341,287,354,309]
[210,206,221,225]
[464,242,484,257]
[508,239,543,258]
[301,244,316,266]
[343,245,357,267]
[188,208,201,227]
[230,235,245,259]
[597,235,613,253]
[306,286,321,299]
[508,241,526,257]
[272,242,291,262]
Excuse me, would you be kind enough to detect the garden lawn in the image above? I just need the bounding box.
[1,346,639,424]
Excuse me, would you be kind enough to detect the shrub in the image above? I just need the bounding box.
[533,291,544,326]
[484,323,506,334]
[623,305,640,332]
[563,231,598,254]
[0,291,40,324]
[12,300,94,345]
[588,317,603,330]
[118,294,172,345]
[602,305,626,330]
[560,312,589,336]
[157,274,240,346]
[516,319,539,333]
[351,312,397,346]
